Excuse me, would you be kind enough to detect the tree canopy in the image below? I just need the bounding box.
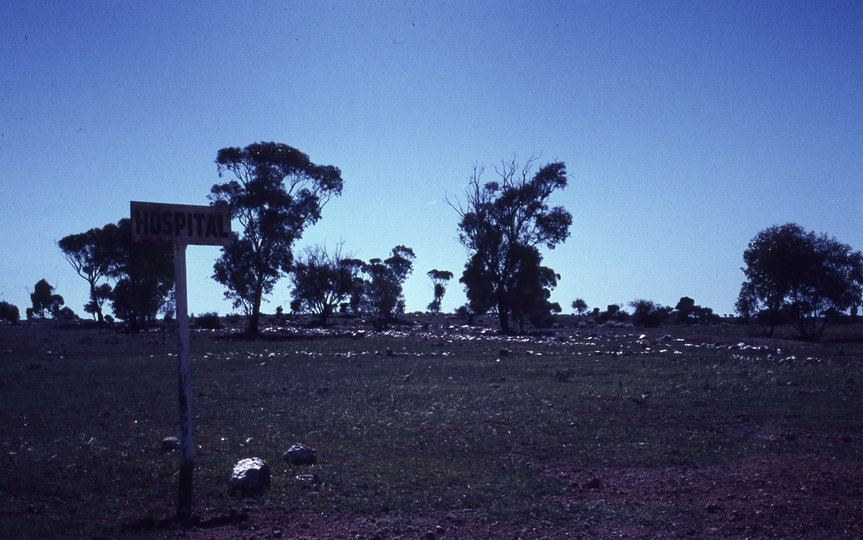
[55,220,172,329]
[58,226,118,323]
[571,298,588,317]
[736,223,863,340]
[449,157,572,333]
[108,219,175,330]
[209,142,343,334]
[0,301,19,324]
[356,246,415,327]
[289,244,359,326]
[28,279,65,319]
[426,269,454,314]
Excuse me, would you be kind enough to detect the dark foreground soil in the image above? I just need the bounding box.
[4,318,862,539]
[128,452,861,539]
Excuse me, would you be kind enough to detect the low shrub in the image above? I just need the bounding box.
[0,301,19,324]
[193,312,222,330]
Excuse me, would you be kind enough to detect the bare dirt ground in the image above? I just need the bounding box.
[137,452,861,540]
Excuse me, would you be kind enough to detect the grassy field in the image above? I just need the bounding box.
[1,315,861,538]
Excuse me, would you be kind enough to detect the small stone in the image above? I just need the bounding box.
[295,473,320,488]
[586,477,601,490]
[705,502,720,513]
[161,436,180,451]
[423,531,436,540]
[283,443,317,465]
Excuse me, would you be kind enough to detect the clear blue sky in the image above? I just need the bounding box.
[2,1,861,321]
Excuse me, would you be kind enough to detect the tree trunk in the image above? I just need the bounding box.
[247,291,263,335]
[89,283,105,324]
[498,309,511,334]
[247,311,260,335]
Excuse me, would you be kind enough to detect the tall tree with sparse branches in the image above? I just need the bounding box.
[209,142,343,334]
[448,156,572,333]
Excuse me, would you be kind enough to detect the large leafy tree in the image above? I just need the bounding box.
[505,244,562,330]
[449,157,572,333]
[289,244,359,326]
[357,245,415,327]
[58,226,119,323]
[108,219,175,331]
[209,142,343,334]
[736,223,863,340]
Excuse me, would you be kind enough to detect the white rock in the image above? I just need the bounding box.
[229,457,270,489]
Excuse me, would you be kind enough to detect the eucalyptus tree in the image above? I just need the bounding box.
[736,223,863,339]
[449,157,572,333]
[209,142,343,334]
[289,243,359,326]
[571,298,588,317]
[28,279,65,319]
[108,219,174,330]
[426,269,454,314]
[358,245,415,327]
[58,219,172,329]
[58,225,119,323]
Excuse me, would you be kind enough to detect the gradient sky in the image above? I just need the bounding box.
[2,1,862,322]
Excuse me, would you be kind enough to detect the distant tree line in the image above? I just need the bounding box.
[40,141,863,341]
[566,297,720,329]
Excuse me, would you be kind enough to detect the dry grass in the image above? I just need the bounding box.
[1,316,861,538]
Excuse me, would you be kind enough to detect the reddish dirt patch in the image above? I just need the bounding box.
[538,453,863,538]
[148,453,861,539]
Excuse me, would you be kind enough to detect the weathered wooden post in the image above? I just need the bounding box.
[130,201,231,521]
[173,241,194,519]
